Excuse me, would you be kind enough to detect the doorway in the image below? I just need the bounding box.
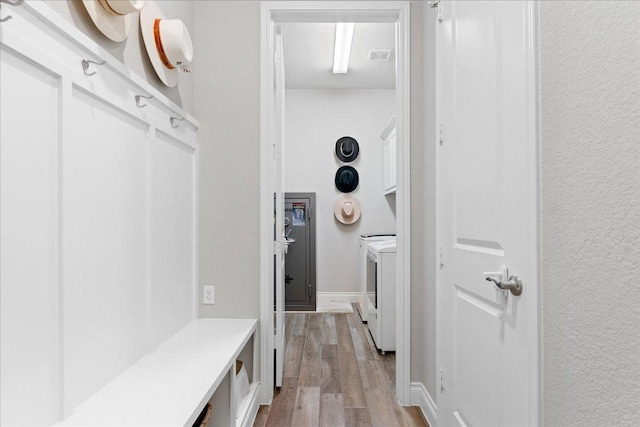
[260,1,412,406]
[284,193,317,312]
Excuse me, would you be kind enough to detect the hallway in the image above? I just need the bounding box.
[254,308,428,427]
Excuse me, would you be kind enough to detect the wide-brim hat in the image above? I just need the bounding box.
[335,166,359,193]
[334,195,361,225]
[140,0,193,87]
[82,0,146,42]
[335,136,360,163]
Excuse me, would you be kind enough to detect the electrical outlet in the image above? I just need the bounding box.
[204,286,215,305]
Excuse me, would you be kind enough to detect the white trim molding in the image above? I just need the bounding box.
[260,1,412,406]
[393,1,412,406]
[410,382,437,427]
[259,1,276,405]
[316,292,361,306]
[238,382,261,427]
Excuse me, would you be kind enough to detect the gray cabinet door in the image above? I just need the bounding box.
[284,193,316,311]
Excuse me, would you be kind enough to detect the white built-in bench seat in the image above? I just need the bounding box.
[56,319,259,427]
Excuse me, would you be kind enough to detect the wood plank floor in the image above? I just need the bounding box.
[254,307,429,427]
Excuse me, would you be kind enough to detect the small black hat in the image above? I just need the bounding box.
[335,136,360,163]
[335,166,359,193]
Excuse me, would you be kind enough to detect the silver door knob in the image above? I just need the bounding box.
[485,275,523,296]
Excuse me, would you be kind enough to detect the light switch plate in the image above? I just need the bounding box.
[203,286,215,305]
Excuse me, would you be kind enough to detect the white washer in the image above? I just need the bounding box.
[357,234,395,323]
[366,240,397,352]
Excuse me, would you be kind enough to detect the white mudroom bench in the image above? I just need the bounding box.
[56,319,259,427]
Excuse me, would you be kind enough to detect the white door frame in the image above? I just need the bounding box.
[434,1,541,424]
[259,1,412,405]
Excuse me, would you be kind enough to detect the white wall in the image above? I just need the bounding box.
[410,0,438,406]
[44,0,194,112]
[284,89,396,294]
[539,1,640,425]
[194,1,261,319]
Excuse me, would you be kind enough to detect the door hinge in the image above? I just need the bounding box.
[308,284,312,298]
[274,50,282,66]
[308,207,312,220]
[439,368,445,391]
[428,1,443,23]
[438,122,444,146]
[439,246,446,267]
[274,334,282,350]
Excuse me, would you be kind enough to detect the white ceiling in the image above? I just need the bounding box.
[281,23,396,90]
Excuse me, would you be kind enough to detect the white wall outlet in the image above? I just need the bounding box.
[203,286,215,305]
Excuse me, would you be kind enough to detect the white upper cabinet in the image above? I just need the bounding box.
[381,116,397,195]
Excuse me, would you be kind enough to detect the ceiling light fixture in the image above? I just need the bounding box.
[333,22,355,74]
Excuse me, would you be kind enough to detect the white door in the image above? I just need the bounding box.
[438,1,539,426]
[274,28,287,389]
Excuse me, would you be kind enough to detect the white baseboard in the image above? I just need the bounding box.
[411,382,437,427]
[316,292,361,305]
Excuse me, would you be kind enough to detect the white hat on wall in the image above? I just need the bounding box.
[334,195,361,225]
[140,0,193,87]
[82,0,146,42]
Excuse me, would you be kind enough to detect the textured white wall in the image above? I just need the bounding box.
[43,0,194,112]
[539,1,640,425]
[410,0,438,401]
[194,0,261,320]
[284,89,396,294]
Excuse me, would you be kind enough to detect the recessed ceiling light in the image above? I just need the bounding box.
[333,23,355,74]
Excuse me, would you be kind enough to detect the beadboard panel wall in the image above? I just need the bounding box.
[0,3,198,424]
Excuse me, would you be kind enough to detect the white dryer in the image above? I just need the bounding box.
[357,234,395,322]
[366,239,397,353]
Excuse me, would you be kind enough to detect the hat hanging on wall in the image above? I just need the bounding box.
[335,166,359,193]
[334,195,361,225]
[140,0,193,87]
[82,0,146,42]
[335,136,360,163]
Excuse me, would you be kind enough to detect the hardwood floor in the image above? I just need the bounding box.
[254,308,428,427]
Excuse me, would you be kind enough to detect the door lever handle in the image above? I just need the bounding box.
[485,275,523,296]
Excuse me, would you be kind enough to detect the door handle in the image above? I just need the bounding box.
[485,275,523,296]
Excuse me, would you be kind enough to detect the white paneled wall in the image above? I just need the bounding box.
[0,2,198,425]
[149,130,196,349]
[62,86,150,413]
[0,43,62,427]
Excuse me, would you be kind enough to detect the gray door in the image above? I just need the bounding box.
[284,193,316,311]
